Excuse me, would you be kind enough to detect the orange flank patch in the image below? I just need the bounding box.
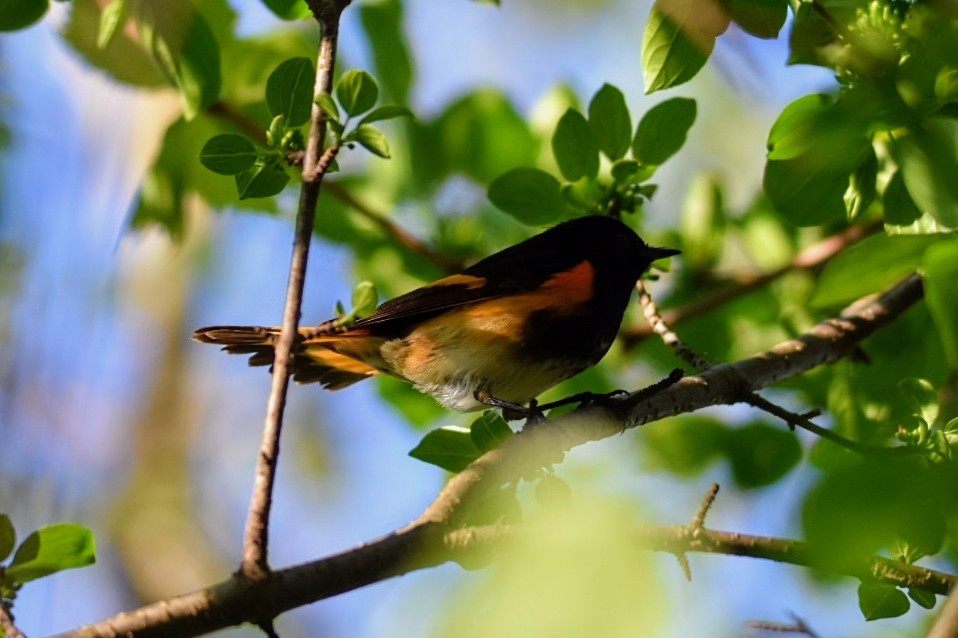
[425,273,487,289]
[303,334,388,374]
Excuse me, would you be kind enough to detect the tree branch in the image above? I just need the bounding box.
[241,0,350,582]
[0,602,26,638]
[621,221,881,348]
[65,275,927,636]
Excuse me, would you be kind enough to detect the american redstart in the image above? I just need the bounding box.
[194,215,679,414]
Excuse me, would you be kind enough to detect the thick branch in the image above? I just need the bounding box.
[64,518,955,638]
[241,1,349,581]
[0,603,26,638]
[66,275,927,637]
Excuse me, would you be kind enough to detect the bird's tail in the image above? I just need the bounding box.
[193,325,381,390]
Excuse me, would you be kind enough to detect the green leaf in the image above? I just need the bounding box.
[723,0,787,38]
[610,159,651,184]
[235,159,290,199]
[0,0,48,31]
[907,588,937,610]
[767,94,833,160]
[359,0,413,103]
[488,168,571,225]
[336,69,380,118]
[199,134,258,175]
[922,240,958,369]
[858,583,910,621]
[899,378,939,426]
[763,149,865,227]
[134,0,222,120]
[351,281,378,319]
[845,146,877,220]
[360,105,413,125]
[470,411,513,454]
[883,170,922,227]
[811,234,939,307]
[260,0,311,20]
[726,422,802,489]
[588,84,632,161]
[640,416,727,476]
[897,120,958,227]
[409,426,482,472]
[0,514,15,562]
[7,523,96,583]
[642,0,728,93]
[314,92,340,123]
[96,0,128,49]
[349,124,391,158]
[552,109,599,182]
[63,0,166,89]
[266,57,315,128]
[632,97,696,166]
[788,1,836,66]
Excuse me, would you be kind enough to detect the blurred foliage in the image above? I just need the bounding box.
[6,0,957,632]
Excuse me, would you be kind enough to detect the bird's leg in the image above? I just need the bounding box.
[536,368,686,413]
[475,391,548,424]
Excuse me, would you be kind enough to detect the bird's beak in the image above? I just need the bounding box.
[648,246,681,261]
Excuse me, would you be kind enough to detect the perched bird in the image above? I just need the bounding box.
[194,215,679,414]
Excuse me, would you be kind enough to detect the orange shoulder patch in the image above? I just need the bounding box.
[426,274,486,289]
[541,261,594,304]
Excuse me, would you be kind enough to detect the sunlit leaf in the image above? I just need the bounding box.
[266,57,315,127]
[336,69,379,117]
[642,0,728,93]
[7,523,96,583]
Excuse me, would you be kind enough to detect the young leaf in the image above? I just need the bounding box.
[899,378,939,426]
[351,281,378,319]
[632,97,697,166]
[588,84,632,161]
[858,583,910,621]
[642,0,727,93]
[260,0,311,20]
[469,411,513,454]
[266,57,316,128]
[767,94,832,160]
[409,426,481,473]
[922,240,958,369]
[359,104,413,125]
[610,159,654,184]
[552,109,599,182]
[199,134,258,175]
[6,523,96,583]
[134,0,222,120]
[0,514,15,562]
[349,124,391,158]
[488,168,570,225]
[235,159,290,200]
[314,91,341,124]
[0,0,48,32]
[96,0,128,49]
[336,69,380,117]
[908,588,937,610]
[723,0,787,39]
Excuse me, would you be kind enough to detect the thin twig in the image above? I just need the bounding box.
[240,0,350,582]
[622,222,881,348]
[0,602,26,638]
[747,614,820,637]
[206,104,463,274]
[690,483,720,530]
[636,279,916,457]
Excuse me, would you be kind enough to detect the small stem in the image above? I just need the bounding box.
[240,0,350,582]
[0,602,26,638]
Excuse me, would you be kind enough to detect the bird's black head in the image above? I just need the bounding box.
[542,215,680,284]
